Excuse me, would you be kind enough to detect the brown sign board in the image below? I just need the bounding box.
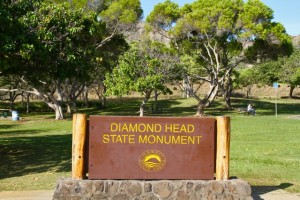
[88,116,216,180]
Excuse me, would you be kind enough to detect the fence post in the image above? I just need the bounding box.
[72,114,87,180]
[216,116,230,180]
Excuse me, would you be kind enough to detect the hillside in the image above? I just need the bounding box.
[235,84,300,99]
[292,35,300,48]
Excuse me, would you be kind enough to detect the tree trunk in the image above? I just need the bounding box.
[54,104,64,120]
[224,93,232,110]
[195,84,219,116]
[139,91,152,117]
[72,100,78,112]
[68,93,77,113]
[66,102,72,115]
[9,91,15,111]
[26,93,30,114]
[21,82,66,120]
[223,76,233,110]
[55,84,65,120]
[289,85,295,98]
[154,90,158,103]
[101,85,107,108]
[196,101,205,116]
[182,76,192,98]
[83,85,89,107]
[102,96,106,108]
[45,96,64,120]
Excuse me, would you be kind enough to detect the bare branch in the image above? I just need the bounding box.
[0,89,19,92]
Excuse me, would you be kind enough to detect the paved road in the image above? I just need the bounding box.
[0,190,53,200]
[0,188,300,200]
[252,187,300,200]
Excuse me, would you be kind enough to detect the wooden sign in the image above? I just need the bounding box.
[88,116,216,180]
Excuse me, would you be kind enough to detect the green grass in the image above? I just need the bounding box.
[230,115,300,192]
[0,97,300,192]
[0,118,72,191]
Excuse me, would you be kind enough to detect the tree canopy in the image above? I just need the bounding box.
[0,0,142,119]
[105,40,180,116]
[147,0,292,115]
[1,0,296,117]
[256,49,300,98]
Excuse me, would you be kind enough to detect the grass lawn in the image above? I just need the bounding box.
[0,97,300,192]
[230,115,300,193]
[0,117,72,191]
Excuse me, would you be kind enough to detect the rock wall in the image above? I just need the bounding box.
[53,179,253,200]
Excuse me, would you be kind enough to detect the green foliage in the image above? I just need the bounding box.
[1,0,136,119]
[256,49,300,88]
[240,0,292,61]
[51,0,102,11]
[236,67,259,87]
[17,2,100,82]
[0,0,41,72]
[2,0,129,85]
[175,0,243,35]
[105,41,175,97]
[146,0,292,114]
[234,67,259,97]
[239,0,273,37]
[146,0,180,30]
[100,0,142,25]
[256,59,282,85]
[280,50,300,87]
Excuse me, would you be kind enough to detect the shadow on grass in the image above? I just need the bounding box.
[0,129,45,136]
[251,183,293,200]
[231,98,300,116]
[0,124,20,131]
[0,134,71,179]
[80,98,186,117]
[79,98,283,117]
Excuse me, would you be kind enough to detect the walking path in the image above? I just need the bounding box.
[0,190,53,200]
[252,187,300,200]
[288,115,300,120]
[0,188,300,200]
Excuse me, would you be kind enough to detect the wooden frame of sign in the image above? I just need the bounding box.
[72,114,230,181]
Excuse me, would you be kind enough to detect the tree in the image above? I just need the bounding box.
[0,0,142,119]
[105,40,180,116]
[147,0,292,115]
[279,50,300,98]
[235,67,259,98]
[0,0,41,73]
[51,0,102,10]
[255,50,300,98]
[17,2,110,119]
[0,75,25,110]
[256,59,281,88]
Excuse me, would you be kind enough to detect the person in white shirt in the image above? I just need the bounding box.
[247,103,256,115]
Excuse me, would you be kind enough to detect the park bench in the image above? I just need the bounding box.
[151,103,163,113]
[0,109,11,118]
[136,104,163,115]
[237,107,254,116]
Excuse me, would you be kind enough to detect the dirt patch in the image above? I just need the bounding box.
[288,116,300,120]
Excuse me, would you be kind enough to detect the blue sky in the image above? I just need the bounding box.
[140,0,300,36]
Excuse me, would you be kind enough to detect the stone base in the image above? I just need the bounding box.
[53,179,253,200]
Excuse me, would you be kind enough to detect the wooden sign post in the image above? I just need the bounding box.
[216,116,230,180]
[72,114,87,180]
